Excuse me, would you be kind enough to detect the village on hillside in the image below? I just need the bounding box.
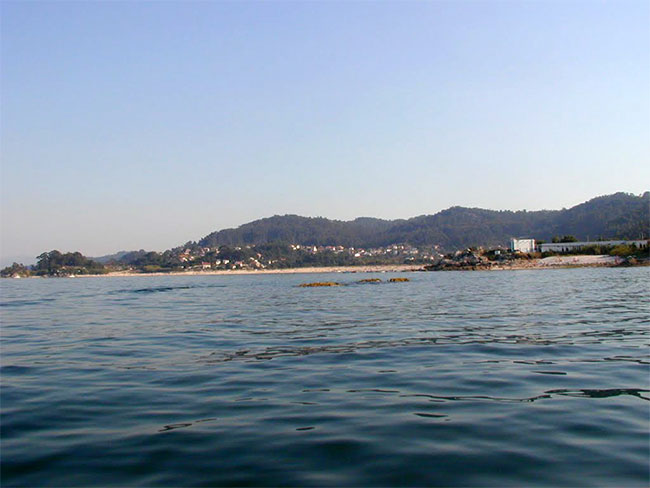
[1,237,648,278]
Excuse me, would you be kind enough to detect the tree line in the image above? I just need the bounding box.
[0,251,106,277]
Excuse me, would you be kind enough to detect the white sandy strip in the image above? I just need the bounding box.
[538,255,623,266]
[99,265,419,278]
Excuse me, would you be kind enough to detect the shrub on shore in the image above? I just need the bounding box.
[0,263,31,278]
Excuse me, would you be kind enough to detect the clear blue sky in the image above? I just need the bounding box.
[1,1,648,264]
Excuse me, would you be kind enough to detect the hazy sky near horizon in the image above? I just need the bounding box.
[1,1,649,263]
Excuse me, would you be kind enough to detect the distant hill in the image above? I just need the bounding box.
[197,192,649,251]
[199,215,397,248]
[91,250,136,264]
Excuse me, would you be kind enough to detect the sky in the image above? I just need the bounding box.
[1,1,649,265]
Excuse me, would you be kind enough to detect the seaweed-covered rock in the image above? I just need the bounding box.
[389,277,410,282]
[358,278,382,283]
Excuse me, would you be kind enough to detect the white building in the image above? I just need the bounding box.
[540,240,648,253]
[510,238,536,253]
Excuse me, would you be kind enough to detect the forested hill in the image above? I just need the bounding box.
[198,192,649,251]
[200,216,399,249]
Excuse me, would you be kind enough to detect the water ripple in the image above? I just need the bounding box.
[1,268,648,487]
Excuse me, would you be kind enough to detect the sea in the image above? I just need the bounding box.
[1,268,649,487]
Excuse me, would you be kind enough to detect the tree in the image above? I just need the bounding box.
[552,235,578,243]
[0,262,30,278]
[33,250,105,276]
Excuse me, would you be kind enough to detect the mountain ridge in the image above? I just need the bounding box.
[197,192,649,252]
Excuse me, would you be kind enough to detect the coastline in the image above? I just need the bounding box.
[5,255,648,279]
[99,264,419,277]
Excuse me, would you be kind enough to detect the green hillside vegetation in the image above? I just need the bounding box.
[32,251,106,276]
[199,216,397,248]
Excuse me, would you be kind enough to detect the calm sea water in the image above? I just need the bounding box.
[1,268,648,487]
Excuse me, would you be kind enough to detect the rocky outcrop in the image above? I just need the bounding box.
[423,249,494,271]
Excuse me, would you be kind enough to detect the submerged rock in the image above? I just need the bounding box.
[298,282,341,287]
[389,277,410,282]
[358,278,382,283]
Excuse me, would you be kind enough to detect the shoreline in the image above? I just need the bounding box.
[5,257,648,279]
[94,264,419,277]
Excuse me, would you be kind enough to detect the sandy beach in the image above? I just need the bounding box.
[489,254,625,270]
[100,264,420,278]
[537,255,624,266]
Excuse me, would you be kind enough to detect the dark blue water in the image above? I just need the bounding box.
[1,268,649,486]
